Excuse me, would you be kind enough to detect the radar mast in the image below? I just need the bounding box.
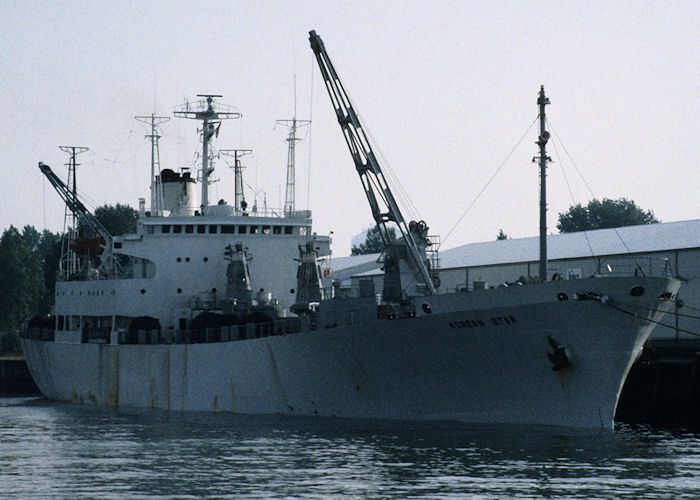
[135,113,170,216]
[174,95,241,215]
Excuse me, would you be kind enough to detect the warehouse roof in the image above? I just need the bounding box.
[332,219,700,274]
[440,219,700,268]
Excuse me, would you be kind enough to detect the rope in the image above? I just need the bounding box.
[550,136,596,258]
[606,300,700,338]
[545,118,633,256]
[442,117,538,245]
[609,299,700,322]
[306,55,313,211]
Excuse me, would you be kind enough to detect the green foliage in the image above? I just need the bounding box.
[557,198,659,233]
[351,225,397,255]
[36,230,62,315]
[0,226,46,353]
[94,203,138,236]
[20,226,60,313]
[22,225,42,253]
[0,202,136,353]
[496,229,509,240]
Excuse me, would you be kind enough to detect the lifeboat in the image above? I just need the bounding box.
[69,237,106,255]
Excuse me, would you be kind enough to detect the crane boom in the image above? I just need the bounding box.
[38,162,112,245]
[308,30,436,295]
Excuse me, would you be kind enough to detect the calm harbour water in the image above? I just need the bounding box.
[2,397,700,498]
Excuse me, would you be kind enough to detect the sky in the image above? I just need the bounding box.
[2,1,698,256]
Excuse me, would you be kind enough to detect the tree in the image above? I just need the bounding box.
[93,203,138,236]
[496,229,509,240]
[22,225,42,253]
[557,198,659,233]
[351,225,397,255]
[0,226,46,353]
[35,230,62,315]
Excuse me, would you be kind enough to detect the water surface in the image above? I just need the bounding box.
[2,397,699,498]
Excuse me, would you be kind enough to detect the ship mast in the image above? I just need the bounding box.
[277,116,311,217]
[220,149,252,213]
[535,86,551,281]
[173,95,241,215]
[135,113,170,216]
[58,145,88,277]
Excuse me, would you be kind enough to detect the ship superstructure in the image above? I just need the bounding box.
[21,32,680,429]
[37,94,330,343]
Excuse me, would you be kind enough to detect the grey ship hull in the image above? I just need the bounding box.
[21,276,679,428]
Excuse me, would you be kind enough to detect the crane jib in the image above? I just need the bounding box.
[308,30,437,296]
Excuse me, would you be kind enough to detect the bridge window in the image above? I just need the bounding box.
[162,225,171,233]
[221,225,236,234]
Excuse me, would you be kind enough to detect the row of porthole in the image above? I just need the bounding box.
[176,257,209,263]
[140,287,218,295]
[57,290,117,296]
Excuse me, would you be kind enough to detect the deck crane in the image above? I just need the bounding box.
[309,30,436,298]
[38,161,114,275]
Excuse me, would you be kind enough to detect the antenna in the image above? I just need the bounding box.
[276,116,311,217]
[173,95,241,215]
[58,145,89,277]
[220,149,252,213]
[135,113,170,216]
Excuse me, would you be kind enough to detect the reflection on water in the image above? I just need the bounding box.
[2,397,700,498]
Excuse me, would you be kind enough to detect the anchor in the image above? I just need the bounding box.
[547,335,570,372]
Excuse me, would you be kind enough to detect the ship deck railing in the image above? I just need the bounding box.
[595,256,673,279]
[20,327,55,342]
[133,317,305,345]
[22,318,306,346]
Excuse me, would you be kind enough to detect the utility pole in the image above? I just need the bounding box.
[135,113,170,216]
[219,149,252,213]
[174,95,240,215]
[533,86,551,281]
[58,145,89,277]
